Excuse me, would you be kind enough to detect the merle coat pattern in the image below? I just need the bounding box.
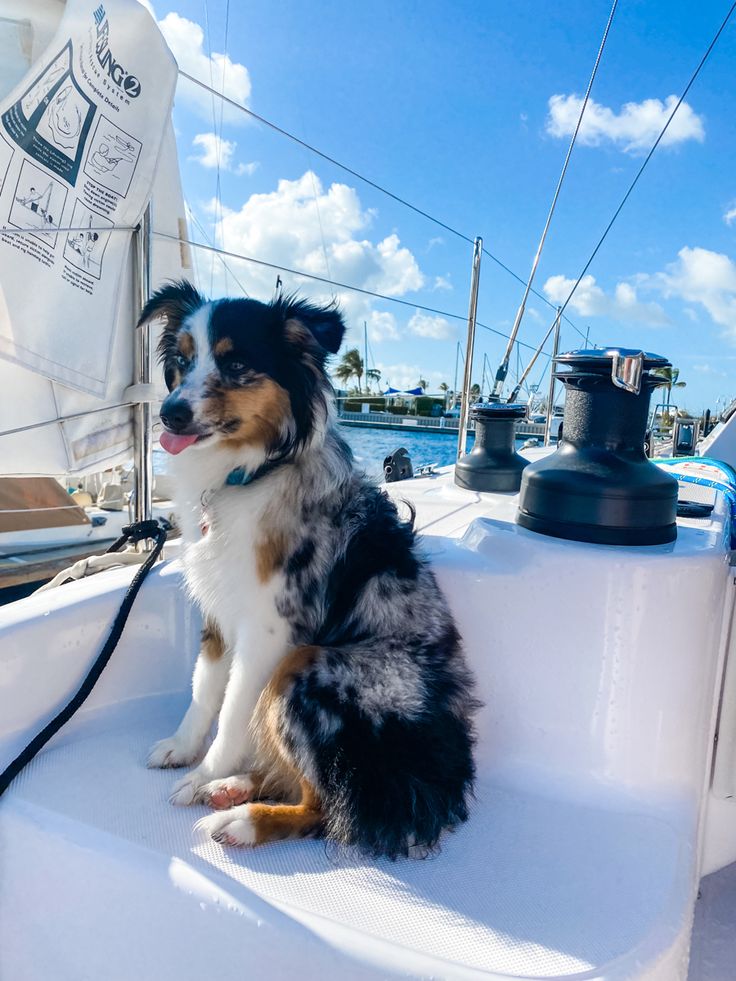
[143,281,477,858]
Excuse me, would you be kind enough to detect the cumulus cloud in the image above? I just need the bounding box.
[693,363,725,376]
[655,247,736,339]
[191,132,232,169]
[543,273,670,326]
[159,12,251,123]
[546,94,704,153]
[203,171,424,344]
[724,205,736,226]
[407,311,454,340]
[367,310,400,342]
[190,133,258,175]
[374,362,445,391]
[432,275,452,291]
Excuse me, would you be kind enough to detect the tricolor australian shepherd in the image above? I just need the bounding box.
[142,281,477,858]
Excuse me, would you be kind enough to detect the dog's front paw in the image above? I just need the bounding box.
[169,769,208,806]
[195,805,257,847]
[147,735,200,770]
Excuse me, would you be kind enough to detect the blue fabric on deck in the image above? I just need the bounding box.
[656,457,736,548]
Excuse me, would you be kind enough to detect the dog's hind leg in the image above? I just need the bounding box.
[148,621,229,769]
[196,779,323,846]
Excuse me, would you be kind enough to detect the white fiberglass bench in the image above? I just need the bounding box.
[1,471,733,981]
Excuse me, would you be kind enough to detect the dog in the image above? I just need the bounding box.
[142,281,477,857]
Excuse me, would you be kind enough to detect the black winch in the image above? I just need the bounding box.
[517,348,678,546]
[384,447,414,482]
[455,403,529,493]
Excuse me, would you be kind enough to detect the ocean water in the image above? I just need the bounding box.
[343,426,475,478]
[154,425,533,482]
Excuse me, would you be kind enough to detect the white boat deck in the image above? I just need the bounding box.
[3,693,691,980]
[1,467,734,979]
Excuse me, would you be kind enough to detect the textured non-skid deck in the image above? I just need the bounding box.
[3,695,687,979]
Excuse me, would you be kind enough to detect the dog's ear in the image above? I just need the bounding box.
[138,280,205,331]
[282,296,345,355]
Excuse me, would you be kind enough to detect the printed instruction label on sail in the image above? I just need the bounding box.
[0,0,176,397]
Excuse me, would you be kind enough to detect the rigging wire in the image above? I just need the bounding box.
[216,0,232,294]
[491,0,619,396]
[185,202,250,297]
[1,225,136,234]
[178,69,476,246]
[152,229,539,351]
[178,68,590,343]
[201,0,221,294]
[507,0,736,402]
[480,248,587,341]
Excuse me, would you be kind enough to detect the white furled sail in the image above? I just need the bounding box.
[0,0,188,475]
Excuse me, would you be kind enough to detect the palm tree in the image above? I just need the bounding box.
[653,366,686,412]
[470,383,481,400]
[365,367,381,392]
[334,348,364,392]
[439,381,449,409]
[417,377,428,391]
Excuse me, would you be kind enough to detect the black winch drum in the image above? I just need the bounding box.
[517,349,678,546]
[454,403,529,493]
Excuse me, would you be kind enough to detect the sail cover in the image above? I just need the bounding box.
[0,0,176,396]
[0,1,188,476]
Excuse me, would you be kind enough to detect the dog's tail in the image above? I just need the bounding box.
[321,705,475,860]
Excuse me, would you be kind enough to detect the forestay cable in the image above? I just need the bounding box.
[491,0,619,397]
[507,0,736,403]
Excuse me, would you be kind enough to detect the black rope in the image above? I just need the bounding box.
[0,519,168,797]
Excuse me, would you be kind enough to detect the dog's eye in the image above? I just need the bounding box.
[174,354,189,371]
[227,360,247,373]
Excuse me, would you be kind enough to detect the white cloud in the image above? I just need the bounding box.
[190,133,258,175]
[202,171,424,345]
[656,247,736,338]
[724,205,736,226]
[407,311,454,340]
[374,362,445,391]
[367,310,399,342]
[191,132,234,169]
[546,94,704,153]
[693,363,725,376]
[543,273,670,326]
[432,274,452,291]
[158,12,251,123]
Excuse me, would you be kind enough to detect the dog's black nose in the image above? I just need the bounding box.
[160,396,194,432]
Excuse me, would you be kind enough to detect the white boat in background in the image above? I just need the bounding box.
[0,474,177,557]
[1,3,736,981]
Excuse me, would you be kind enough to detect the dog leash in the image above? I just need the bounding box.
[0,519,167,798]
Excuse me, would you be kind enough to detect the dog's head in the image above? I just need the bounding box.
[139,281,345,463]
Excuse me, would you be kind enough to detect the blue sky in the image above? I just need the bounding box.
[148,0,736,412]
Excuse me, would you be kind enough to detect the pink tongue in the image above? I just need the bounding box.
[160,431,200,455]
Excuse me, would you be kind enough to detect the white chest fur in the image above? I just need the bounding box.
[178,475,291,656]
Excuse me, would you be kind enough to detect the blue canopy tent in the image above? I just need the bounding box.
[383,387,425,397]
